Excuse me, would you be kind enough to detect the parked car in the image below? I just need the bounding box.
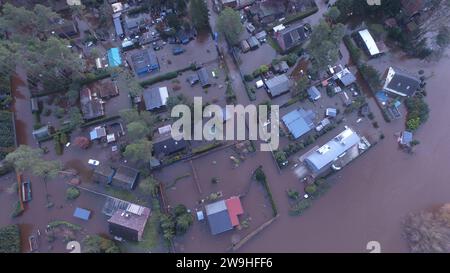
[172,47,185,55]
[88,159,100,166]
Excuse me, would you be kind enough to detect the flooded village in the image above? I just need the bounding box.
[1,0,450,254]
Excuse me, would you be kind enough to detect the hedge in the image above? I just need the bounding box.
[191,142,222,155]
[343,35,362,65]
[280,6,319,26]
[254,166,278,217]
[140,64,198,88]
[0,111,15,160]
[80,115,120,128]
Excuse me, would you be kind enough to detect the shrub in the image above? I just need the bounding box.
[305,184,317,195]
[244,74,254,82]
[66,187,80,200]
[140,72,179,87]
[287,189,300,200]
[289,198,312,216]
[0,224,20,253]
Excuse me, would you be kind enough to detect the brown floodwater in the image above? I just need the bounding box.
[236,50,450,253]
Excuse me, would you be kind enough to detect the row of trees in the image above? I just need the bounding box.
[307,20,345,72]
[4,145,62,205]
[160,204,194,241]
[119,109,156,163]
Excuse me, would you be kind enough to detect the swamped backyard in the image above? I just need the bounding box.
[2,0,450,254]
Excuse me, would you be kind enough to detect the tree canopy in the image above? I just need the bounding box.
[189,0,210,31]
[307,20,345,71]
[217,7,243,45]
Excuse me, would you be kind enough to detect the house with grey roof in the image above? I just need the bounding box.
[382,67,421,97]
[275,22,309,52]
[282,108,315,139]
[334,68,356,87]
[264,74,290,97]
[304,127,362,174]
[197,67,210,88]
[124,13,149,31]
[307,86,321,101]
[143,87,169,111]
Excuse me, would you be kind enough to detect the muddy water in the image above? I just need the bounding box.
[238,51,450,252]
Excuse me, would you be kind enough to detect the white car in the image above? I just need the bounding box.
[88,159,100,166]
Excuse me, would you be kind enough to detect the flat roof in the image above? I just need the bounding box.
[107,48,122,67]
[358,29,380,56]
[73,207,91,220]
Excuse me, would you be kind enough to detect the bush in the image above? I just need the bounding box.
[244,74,254,82]
[305,184,317,195]
[343,35,362,65]
[287,189,300,200]
[0,224,20,253]
[140,72,178,87]
[289,198,312,216]
[66,187,80,200]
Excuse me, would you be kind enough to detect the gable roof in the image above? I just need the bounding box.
[307,86,321,100]
[358,29,381,56]
[334,68,356,86]
[383,67,420,97]
[143,87,169,110]
[108,206,151,241]
[113,16,123,36]
[112,165,140,190]
[225,196,243,227]
[265,74,290,97]
[282,108,315,139]
[80,87,105,120]
[197,68,210,87]
[277,23,308,51]
[153,137,187,156]
[305,127,361,173]
[205,200,233,235]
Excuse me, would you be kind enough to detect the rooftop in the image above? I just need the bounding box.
[143,87,169,111]
[383,67,421,97]
[305,127,361,173]
[108,206,151,240]
[282,108,315,139]
[153,137,187,157]
[358,29,381,56]
[265,74,290,97]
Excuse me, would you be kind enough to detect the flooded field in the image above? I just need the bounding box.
[235,49,450,253]
[154,144,274,252]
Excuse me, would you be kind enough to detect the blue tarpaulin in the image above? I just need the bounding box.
[73,207,91,220]
[375,91,389,104]
[107,48,122,67]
